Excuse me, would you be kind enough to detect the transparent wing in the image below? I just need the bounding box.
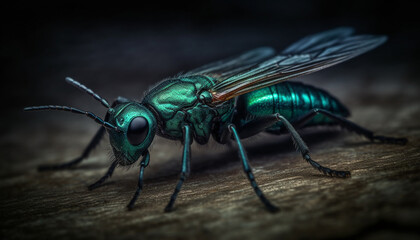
[281,27,355,55]
[186,47,276,80]
[210,28,386,103]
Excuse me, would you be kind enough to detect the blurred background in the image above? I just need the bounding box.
[2,0,419,116]
[1,1,419,239]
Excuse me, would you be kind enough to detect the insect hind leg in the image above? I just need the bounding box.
[237,114,351,178]
[294,109,407,145]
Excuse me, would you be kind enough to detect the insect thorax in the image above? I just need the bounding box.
[142,75,234,144]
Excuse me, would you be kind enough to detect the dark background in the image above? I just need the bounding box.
[2,1,419,117]
[1,1,420,239]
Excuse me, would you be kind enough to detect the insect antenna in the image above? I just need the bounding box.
[65,77,110,108]
[24,105,121,132]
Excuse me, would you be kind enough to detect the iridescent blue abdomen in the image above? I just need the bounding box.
[234,82,350,132]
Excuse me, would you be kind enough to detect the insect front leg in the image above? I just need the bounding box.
[88,160,118,190]
[238,114,351,178]
[37,97,130,172]
[127,150,150,210]
[38,126,106,171]
[293,108,407,145]
[164,125,192,212]
[228,124,279,212]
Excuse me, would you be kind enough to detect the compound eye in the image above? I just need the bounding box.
[127,117,149,146]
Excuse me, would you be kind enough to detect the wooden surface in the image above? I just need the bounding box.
[1,25,420,239]
[2,68,420,239]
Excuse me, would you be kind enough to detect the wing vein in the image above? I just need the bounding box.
[207,28,386,103]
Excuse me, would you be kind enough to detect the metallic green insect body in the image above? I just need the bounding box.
[235,82,350,133]
[25,27,407,212]
[141,75,235,144]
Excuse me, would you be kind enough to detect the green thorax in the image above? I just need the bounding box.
[142,75,234,144]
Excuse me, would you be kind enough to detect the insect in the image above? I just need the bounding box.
[25,27,407,212]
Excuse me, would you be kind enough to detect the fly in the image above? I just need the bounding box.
[25,27,407,212]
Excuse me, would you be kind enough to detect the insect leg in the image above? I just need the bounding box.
[229,124,279,212]
[88,160,118,190]
[164,125,192,212]
[127,150,150,210]
[273,114,351,178]
[38,127,106,171]
[237,114,351,178]
[294,109,407,145]
[235,115,279,139]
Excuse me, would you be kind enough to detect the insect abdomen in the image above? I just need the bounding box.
[234,82,350,131]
